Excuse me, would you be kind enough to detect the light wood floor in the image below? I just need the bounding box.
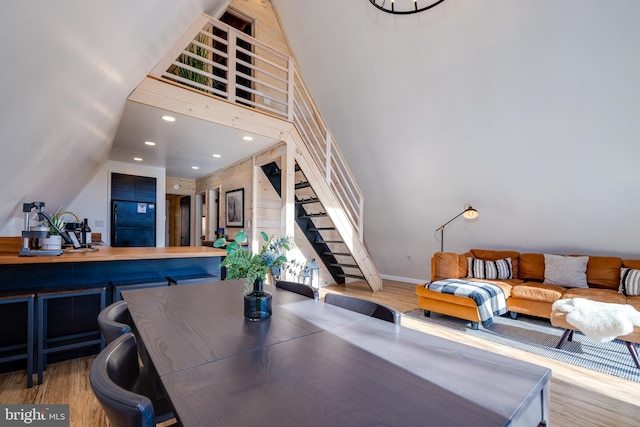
[1,280,638,426]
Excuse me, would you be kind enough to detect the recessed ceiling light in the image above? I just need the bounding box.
[242,136,253,141]
[162,115,176,122]
[212,154,222,158]
[144,141,156,146]
[133,157,143,162]
[192,166,199,170]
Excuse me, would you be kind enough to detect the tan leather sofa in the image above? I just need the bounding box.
[415,249,640,344]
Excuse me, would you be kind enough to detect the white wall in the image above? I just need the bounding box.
[274,0,640,283]
[67,160,167,246]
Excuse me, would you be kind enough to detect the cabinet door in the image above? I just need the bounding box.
[111,173,156,202]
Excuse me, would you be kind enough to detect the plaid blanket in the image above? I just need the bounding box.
[426,278,507,327]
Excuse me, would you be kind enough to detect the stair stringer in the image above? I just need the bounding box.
[284,130,382,292]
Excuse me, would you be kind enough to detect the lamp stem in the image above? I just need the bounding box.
[436,207,476,252]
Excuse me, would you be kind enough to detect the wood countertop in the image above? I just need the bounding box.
[0,245,227,266]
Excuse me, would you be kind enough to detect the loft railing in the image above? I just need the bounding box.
[149,14,364,240]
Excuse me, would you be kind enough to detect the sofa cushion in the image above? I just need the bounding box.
[519,253,545,281]
[543,254,589,288]
[585,256,622,289]
[620,268,640,296]
[623,260,640,270]
[466,278,521,297]
[511,282,566,303]
[431,252,463,281]
[469,249,520,278]
[626,296,640,311]
[467,257,513,280]
[561,287,626,304]
[458,252,472,277]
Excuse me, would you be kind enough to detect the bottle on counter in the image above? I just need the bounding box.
[81,218,92,248]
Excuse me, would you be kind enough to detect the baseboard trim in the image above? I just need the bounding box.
[379,274,426,285]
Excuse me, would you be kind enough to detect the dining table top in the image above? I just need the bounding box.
[122,281,551,427]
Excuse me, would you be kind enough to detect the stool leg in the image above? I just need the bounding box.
[99,290,106,350]
[26,297,34,388]
[37,297,44,385]
[625,341,640,369]
[556,329,572,349]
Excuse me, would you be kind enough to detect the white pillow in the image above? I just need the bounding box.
[620,268,640,296]
[467,257,513,280]
[543,254,589,288]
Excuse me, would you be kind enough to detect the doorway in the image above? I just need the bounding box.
[206,188,220,242]
[166,194,191,247]
[180,196,191,246]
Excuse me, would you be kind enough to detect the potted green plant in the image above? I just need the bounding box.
[214,231,297,321]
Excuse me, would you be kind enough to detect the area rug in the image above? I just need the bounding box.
[403,308,640,383]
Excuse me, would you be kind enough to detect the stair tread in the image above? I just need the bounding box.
[296,199,320,205]
[300,213,327,218]
[337,273,365,279]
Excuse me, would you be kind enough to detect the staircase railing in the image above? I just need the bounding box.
[149,14,365,240]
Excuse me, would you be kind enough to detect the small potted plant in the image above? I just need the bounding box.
[214,231,296,321]
[40,210,65,250]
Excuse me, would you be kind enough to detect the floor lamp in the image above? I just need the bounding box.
[436,205,479,252]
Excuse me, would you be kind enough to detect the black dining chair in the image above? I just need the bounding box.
[324,293,400,324]
[98,300,132,345]
[97,300,164,398]
[90,333,176,427]
[275,280,318,300]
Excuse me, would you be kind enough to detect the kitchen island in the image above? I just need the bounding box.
[0,243,227,376]
[0,245,226,291]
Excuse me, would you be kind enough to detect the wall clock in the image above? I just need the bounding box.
[368,0,447,15]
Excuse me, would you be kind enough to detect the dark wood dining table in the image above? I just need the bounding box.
[122,281,551,427]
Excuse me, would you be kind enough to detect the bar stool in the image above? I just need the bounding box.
[167,273,218,286]
[0,292,35,388]
[110,278,167,303]
[36,286,106,384]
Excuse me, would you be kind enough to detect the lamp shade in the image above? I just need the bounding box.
[462,206,478,220]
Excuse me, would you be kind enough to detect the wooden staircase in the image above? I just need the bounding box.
[134,13,382,290]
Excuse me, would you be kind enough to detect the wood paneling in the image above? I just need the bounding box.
[228,0,292,56]
[166,177,196,195]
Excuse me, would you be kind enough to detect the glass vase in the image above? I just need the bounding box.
[244,278,272,321]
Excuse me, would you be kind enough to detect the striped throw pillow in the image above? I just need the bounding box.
[467,257,513,280]
[619,268,640,296]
